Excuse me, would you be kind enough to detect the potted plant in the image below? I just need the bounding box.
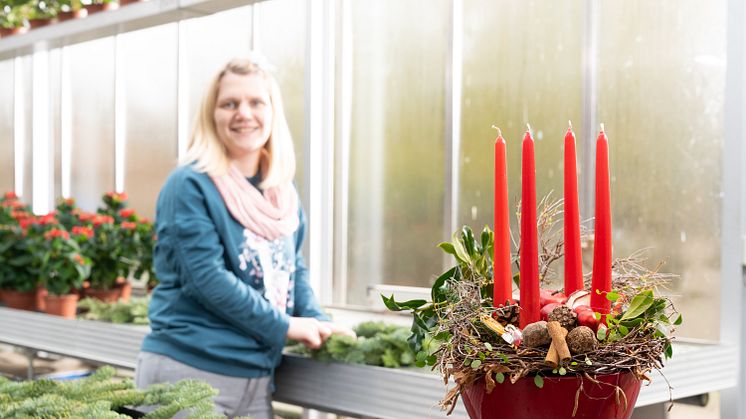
[0,193,41,311]
[56,0,86,21]
[384,223,680,419]
[0,2,27,37]
[37,227,91,318]
[25,0,59,29]
[73,192,141,302]
[116,204,158,295]
[79,0,117,15]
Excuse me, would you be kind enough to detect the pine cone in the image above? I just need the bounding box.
[494,304,520,326]
[547,305,577,330]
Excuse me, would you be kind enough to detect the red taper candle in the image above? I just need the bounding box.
[493,127,513,307]
[590,124,612,314]
[519,125,539,328]
[563,121,583,295]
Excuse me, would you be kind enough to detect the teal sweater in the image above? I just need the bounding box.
[141,165,327,378]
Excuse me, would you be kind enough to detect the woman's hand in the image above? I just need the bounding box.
[287,317,332,349]
[322,322,357,339]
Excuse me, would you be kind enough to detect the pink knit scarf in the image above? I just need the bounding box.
[210,165,299,241]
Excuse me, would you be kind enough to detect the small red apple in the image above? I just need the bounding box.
[574,305,600,331]
[540,289,568,307]
[540,303,559,322]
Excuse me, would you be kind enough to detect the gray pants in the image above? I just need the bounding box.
[135,351,274,419]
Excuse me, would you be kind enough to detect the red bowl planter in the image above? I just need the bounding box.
[461,371,641,419]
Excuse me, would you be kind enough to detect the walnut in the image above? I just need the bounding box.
[566,326,598,354]
[522,321,551,348]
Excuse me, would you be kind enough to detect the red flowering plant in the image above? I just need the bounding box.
[73,191,156,290]
[104,192,158,288]
[0,193,41,293]
[74,212,130,290]
[55,197,81,231]
[124,214,158,289]
[35,228,91,296]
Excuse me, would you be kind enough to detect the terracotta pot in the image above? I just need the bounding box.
[0,26,27,38]
[118,0,143,6]
[56,9,88,21]
[84,287,122,303]
[0,289,37,311]
[461,371,641,419]
[28,18,57,29]
[118,280,132,303]
[83,2,119,14]
[43,294,79,319]
[35,285,48,311]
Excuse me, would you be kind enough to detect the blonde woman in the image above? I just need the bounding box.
[136,57,352,419]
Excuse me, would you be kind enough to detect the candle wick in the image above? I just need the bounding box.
[600,122,605,133]
[526,123,531,133]
[491,125,502,137]
[568,120,572,130]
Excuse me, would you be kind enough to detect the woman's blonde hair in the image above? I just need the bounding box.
[181,58,296,189]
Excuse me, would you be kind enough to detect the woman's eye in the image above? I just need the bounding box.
[221,101,237,109]
[250,99,265,108]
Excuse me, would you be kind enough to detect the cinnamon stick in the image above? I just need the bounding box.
[544,321,571,367]
[545,345,560,368]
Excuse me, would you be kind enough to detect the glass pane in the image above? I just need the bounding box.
[342,0,449,305]
[50,50,62,202]
[181,6,252,130]
[256,0,307,199]
[68,38,116,212]
[460,0,584,287]
[598,0,726,341]
[0,59,14,194]
[20,56,32,203]
[119,24,179,219]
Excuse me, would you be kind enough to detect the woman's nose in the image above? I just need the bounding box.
[236,101,253,118]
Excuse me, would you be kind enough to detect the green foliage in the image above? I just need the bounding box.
[0,192,158,294]
[437,225,493,284]
[26,0,59,19]
[603,289,681,358]
[60,193,158,290]
[0,194,91,295]
[0,224,39,292]
[37,229,91,296]
[0,195,41,292]
[0,366,241,418]
[0,2,26,29]
[382,226,496,366]
[78,297,150,324]
[288,321,417,368]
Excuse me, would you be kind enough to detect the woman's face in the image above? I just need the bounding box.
[214,72,273,164]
